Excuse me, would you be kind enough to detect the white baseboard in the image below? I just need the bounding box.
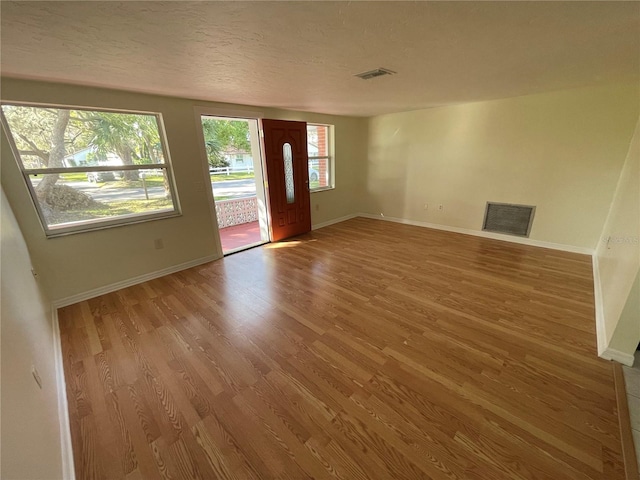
[52,254,218,308]
[52,307,75,480]
[592,255,609,357]
[601,347,636,367]
[312,214,358,231]
[356,213,594,255]
[591,255,638,366]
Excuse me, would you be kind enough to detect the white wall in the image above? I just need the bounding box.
[595,118,640,360]
[365,83,639,250]
[1,187,65,479]
[1,78,367,303]
[608,271,639,358]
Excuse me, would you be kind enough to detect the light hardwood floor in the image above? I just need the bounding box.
[59,217,626,479]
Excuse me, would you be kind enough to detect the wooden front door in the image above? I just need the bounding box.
[261,119,312,241]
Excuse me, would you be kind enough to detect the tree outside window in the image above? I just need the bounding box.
[1,104,179,236]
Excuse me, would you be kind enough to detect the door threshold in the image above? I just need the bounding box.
[223,240,269,256]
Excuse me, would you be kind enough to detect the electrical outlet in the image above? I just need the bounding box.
[315,204,320,211]
[438,204,444,211]
[154,238,164,250]
[423,204,428,210]
[32,365,43,389]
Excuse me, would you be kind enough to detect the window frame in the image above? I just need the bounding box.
[307,123,335,192]
[1,101,181,237]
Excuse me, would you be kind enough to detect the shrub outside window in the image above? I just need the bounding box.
[1,104,180,236]
[307,124,334,191]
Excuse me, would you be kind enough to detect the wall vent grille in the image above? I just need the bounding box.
[354,68,396,80]
[482,202,536,237]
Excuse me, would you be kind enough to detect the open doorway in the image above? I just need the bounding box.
[200,115,269,254]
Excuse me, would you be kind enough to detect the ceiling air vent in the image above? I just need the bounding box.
[354,68,396,80]
[482,202,536,237]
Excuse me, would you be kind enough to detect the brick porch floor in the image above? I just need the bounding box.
[219,221,263,252]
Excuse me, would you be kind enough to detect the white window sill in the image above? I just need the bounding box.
[310,187,335,193]
[45,210,181,238]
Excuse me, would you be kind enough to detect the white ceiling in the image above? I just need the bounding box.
[1,1,638,117]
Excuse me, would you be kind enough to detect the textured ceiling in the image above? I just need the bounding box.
[1,1,639,117]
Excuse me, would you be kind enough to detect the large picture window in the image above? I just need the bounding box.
[1,104,180,236]
[307,124,334,191]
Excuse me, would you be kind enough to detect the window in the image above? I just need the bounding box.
[283,142,295,204]
[307,124,334,191]
[1,104,179,236]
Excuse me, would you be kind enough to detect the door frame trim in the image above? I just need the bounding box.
[193,106,266,257]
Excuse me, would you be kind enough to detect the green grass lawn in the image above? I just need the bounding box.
[60,172,89,182]
[48,198,173,225]
[210,172,255,182]
[101,173,253,187]
[86,198,172,216]
[60,171,255,185]
[47,191,234,226]
[102,176,165,189]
